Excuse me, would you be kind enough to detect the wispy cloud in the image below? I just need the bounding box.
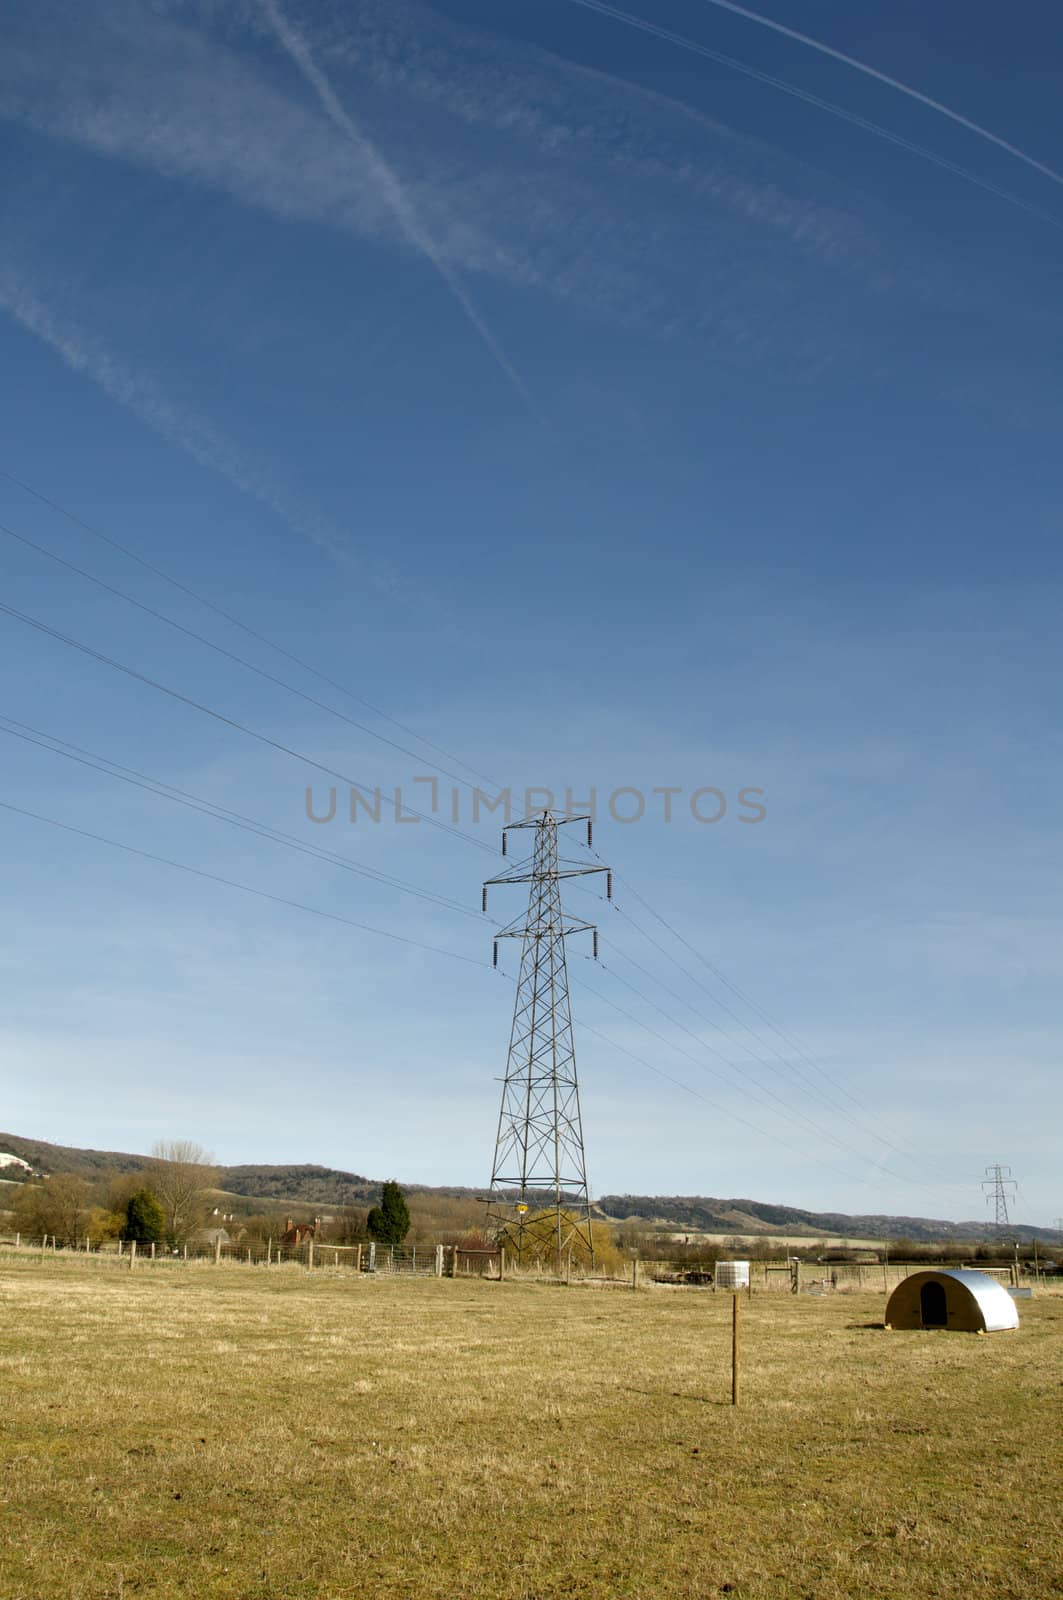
[258,0,536,410]
[0,0,901,351]
[0,255,385,582]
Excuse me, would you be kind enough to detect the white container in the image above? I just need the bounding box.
[715,1259,750,1289]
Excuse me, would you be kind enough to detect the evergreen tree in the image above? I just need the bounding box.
[366,1180,410,1245]
[124,1189,166,1245]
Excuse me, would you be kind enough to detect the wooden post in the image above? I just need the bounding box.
[334,1250,339,1268]
[450,1244,458,1278]
[129,1239,137,1272]
[14,1232,19,1250]
[247,1247,252,1265]
[183,1243,188,1262]
[214,1235,222,1266]
[308,1238,315,1272]
[151,1241,156,1261]
[731,1292,741,1407]
[267,1238,272,1266]
[435,1244,444,1278]
[40,1236,47,1262]
[117,1239,123,1258]
[356,1244,363,1274]
[632,1256,638,1291]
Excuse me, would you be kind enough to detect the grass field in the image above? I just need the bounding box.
[1,1259,1060,1600]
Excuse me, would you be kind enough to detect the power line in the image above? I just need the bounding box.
[0,798,489,968]
[0,465,496,787]
[614,871,907,1131]
[0,484,969,1188]
[0,598,495,854]
[569,972,875,1188]
[0,714,484,922]
[2,466,901,1134]
[0,515,495,799]
[608,899,910,1147]
[593,955,908,1177]
[568,830,914,1141]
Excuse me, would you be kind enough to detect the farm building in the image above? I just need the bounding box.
[885,1269,1019,1333]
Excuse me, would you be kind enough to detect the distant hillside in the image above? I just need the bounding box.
[3,1132,1058,1243]
[0,1133,152,1182]
[597,1194,1059,1245]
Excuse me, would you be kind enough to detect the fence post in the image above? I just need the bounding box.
[435,1244,444,1278]
[117,1239,123,1258]
[731,1293,741,1406]
[267,1238,272,1267]
[450,1244,458,1278]
[247,1247,252,1265]
[214,1235,222,1267]
[151,1241,156,1261]
[14,1232,19,1250]
[356,1244,362,1273]
[368,1242,376,1272]
[334,1250,339,1268]
[632,1256,638,1291]
[183,1244,188,1262]
[130,1239,137,1272]
[308,1239,315,1272]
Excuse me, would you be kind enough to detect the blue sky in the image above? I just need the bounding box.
[1,0,1060,1226]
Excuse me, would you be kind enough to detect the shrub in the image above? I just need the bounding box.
[124,1190,165,1245]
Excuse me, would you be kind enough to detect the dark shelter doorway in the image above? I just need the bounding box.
[920,1280,948,1327]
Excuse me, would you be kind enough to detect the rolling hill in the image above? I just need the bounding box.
[1,1131,1058,1243]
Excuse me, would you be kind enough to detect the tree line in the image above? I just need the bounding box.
[8,1141,415,1252]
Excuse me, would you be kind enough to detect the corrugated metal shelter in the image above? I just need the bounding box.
[885,1269,1019,1333]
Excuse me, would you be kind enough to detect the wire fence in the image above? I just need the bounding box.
[1,1237,1053,1291]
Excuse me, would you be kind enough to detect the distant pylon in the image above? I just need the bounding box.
[982,1163,1017,1229]
[482,811,611,1263]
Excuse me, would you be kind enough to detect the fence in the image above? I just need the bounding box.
[2,1237,1051,1292]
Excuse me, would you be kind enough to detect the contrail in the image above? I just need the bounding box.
[258,0,536,411]
[0,259,367,573]
[699,0,1063,189]
[563,0,1062,230]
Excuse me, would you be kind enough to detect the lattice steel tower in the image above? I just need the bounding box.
[482,812,611,1261]
[982,1163,1017,1228]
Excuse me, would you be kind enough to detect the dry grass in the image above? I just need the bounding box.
[1,1257,1060,1600]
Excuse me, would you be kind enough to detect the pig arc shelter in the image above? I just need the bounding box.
[885,1268,1019,1333]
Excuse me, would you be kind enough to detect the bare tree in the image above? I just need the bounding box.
[13,1174,92,1246]
[149,1140,218,1246]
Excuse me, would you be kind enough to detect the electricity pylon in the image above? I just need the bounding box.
[482,811,611,1263]
[982,1163,1017,1229]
